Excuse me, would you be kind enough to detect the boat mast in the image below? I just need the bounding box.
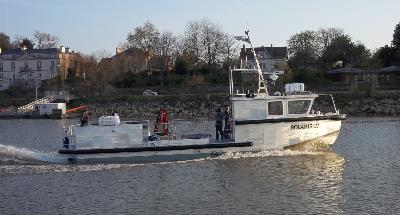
[244,31,268,95]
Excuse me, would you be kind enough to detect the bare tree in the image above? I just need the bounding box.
[92,51,113,96]
[220,33,239,63]
[127,21,160,58]
[183,20,203,64]
[0,32,11,50]
[34,31,59,48]
[318,27,345,50]
[183,19,232,65]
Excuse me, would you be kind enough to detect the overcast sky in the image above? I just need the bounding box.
[1,0,399,55]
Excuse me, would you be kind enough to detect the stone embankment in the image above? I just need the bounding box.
[81,91,400,118]
[86,95,230,119]
[335,95,400,116]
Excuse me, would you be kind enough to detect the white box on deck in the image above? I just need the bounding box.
[98,114,121,126]
[33,103,66,115]
[285,83,305,93]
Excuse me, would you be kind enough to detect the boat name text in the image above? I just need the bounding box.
[291,123,319,130]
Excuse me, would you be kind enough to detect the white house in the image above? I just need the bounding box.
[0,46,72,90]
[240,45,288,74]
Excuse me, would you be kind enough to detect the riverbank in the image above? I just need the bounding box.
[81,91,400,118]
[2,88,399,119]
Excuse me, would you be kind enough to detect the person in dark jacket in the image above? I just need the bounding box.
[80,111,89,127]
[213,107,225,141]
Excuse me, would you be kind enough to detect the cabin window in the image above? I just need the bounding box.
[268,101,283,115]
[288,100,311,114]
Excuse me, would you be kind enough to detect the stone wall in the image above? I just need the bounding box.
[334,92,400,116]
[81,91,400,119]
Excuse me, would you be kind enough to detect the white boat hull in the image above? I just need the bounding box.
[234,119,342,150]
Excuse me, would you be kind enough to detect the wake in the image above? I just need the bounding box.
[0,144,64,165]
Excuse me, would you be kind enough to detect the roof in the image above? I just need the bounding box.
[240,46,288,60]
[379,65,400,72]
[112,47,146,58]
[325,66,366,74]
[326,66,400,75]
[1,48,59,55]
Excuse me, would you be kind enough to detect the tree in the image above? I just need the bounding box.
[0,32,11,50]
[321,35,354,68]
[220,33,238,63]
[34,31,59,48]
[318,27,345,50]
[89,51,113,96]
[19,38,35,49]
[375,45,397,67]
[392,22,400,49]
[199,19,224,65]
[352,42,371,68]
[182,20,203,65]
[287,30,322,72]
[127,21,160,58]
[156,31,177,70]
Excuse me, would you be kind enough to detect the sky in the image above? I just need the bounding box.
[0,0,399,55]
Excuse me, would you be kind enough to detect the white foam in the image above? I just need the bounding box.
[216,149,327,160]
[0,144,64,164]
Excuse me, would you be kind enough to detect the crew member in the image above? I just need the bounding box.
[224,106,232,139]
[213,107,225,141]
[80,111,89,127]
[63,136,70,149]
[160,108,169,136]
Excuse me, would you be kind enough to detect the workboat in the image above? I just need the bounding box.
[59,31,345,164]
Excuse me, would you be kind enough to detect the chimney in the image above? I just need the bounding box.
[270,44,273,47]
[116,47,123,55]
[60,46,65,53]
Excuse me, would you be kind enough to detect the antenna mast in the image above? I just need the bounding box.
[244,30,268,95]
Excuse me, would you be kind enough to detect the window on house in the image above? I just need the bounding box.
[288,100,311,114]
[0,73,3,79]
[268,101,283,115]
[274,62,279,69]
[38,73,42,79]
[0,62,3,71]
[11,62,15,70]
[50,61,55,70]
[37,61,42,70]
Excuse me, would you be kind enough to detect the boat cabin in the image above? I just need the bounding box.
[232,93,319,121]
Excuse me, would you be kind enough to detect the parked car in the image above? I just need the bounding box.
[142,90,158,96]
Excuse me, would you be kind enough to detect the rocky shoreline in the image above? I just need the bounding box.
[82,92,400,119]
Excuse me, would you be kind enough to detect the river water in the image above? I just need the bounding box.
[0,117,399,214]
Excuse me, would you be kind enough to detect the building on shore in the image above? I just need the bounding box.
[325,65,400,90]
[240,45,287,73]
[0,46,73,91]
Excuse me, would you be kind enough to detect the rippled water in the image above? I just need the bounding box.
[0,118,399,214]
